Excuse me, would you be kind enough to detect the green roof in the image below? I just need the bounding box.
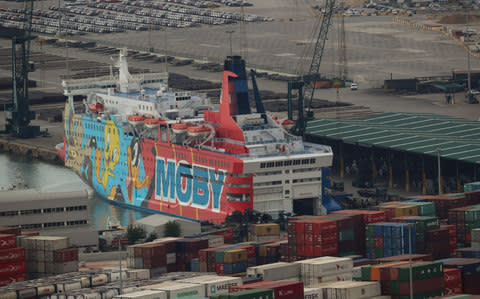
[306,112,480,164]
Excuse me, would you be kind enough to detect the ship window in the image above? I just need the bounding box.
[310,158,316,164]
[284,160,292,166]
[285,190,290,194]
[302,159,309,165]
[293,160,300,165]
[160,125,168,143]
[266,162,274,168]
[275,161,283,167]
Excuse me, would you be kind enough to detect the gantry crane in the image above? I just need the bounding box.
[288,0,336,136]
[0,0,40,138]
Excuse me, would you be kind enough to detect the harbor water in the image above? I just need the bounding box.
[0,153,152,229]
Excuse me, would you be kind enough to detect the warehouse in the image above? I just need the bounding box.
[305,112,480,195]
[0,189,98,249]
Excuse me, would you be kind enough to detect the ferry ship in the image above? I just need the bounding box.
[57,50,333,224]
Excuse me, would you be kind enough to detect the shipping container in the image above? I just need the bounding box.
[0,248,25,264]
[142,281,205,299]
[177,275,243,296]
[127,269,150,281]
[0,234,17,249]
[322,281,380,299]
[247,263,300,281]
[113,290,167,299]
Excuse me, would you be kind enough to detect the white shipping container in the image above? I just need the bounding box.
[134,258,143,269]
[56,281,83,293]
[177,275,242,296]
[114,290,167,299]
[54,261,79,274]
[127,269,150,281]
[37,285,56,296]
[323,281,380,299]
[43,236,69,251]
[45,250,54,262]
[0,291,17,299]
[166,254,176,265]
[352,267,362,281]
[472,241,480,249]
[107,271,128,282]
[205,235,224,248]
[17,288,36,299]
[297,257,353,278]
[247,262,300,281]
[143,282,205,299]
[91,274,109,287]
[304,287,323,299]
[120,287,139,295]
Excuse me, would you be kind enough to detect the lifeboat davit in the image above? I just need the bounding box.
[172,123,188,134]
[89,103,104,113]
[187,124,211,137]
[144,118,160,129]
[282,119,294,130]
[128,115,145,126]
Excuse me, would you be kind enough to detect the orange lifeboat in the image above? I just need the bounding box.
[144,118,160,129]
[172,123,188,134]
[89,103,104,113]
[128,115,145,126]
[282,119,294,130]
[187,124,211,137]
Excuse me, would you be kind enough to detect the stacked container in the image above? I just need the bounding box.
[177,275,242,297]
[472,228,480,249]
[365,223,416,259]
[442,224,458,256]
[320,281,381,299]
[424,227,451,259]
[127,241,166,277]
[444,268,463,296]
[248,224,280,242]
[377,202,419,221]
[230,280,304,299]
[360,261,444,297]
[141,281,206,299]
[295,256,353,287]
[443,258,480,294]
[222,249,248,275]
[20,236,77,278]
[0,233,26,286]
[294,218,338,258]
[390,215,439,253]
[246,262,300,281]
[449,204,480,246]
[322,215,355,257]
[176,238,209,272]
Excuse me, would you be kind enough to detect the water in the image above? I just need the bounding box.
[0,153,152,230]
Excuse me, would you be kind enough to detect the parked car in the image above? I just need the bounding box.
[350,83,358,90]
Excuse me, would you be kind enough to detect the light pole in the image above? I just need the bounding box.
[226,30,234,57]
[436,148,442,194]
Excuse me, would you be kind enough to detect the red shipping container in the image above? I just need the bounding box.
[214,229,233,242]
[141,243,166,258]
[0,248,24,264]
[314,232,338,245]
[304,233,313,245]
[374,236,383,248]
[143,256,166,268]
[215,263,224,275]
[0,272,26,287]
[363,211,386,224]
[297,245,305,256]
[257,281,304,299]
[0,228,21,236]
[20,231,39,236]
[444,284,462,296]
[0,261,25,276]
[295,221,305,233]
[304,245,314,257]
[237,245,256,258]
[296,233,305,245]
[314,243,338,256]
[444,268,462,285]
[167,264,177,273]
[53,248,78,263]
[310,220,337,234]
[0,234,16,249]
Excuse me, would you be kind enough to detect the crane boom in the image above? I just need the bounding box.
[304,0,336,116]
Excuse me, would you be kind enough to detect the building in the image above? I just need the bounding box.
[0,189,98,249]
[134,214,201,238]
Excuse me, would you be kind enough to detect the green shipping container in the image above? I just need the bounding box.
[398,289,443,299]
[366,225,375,238]
[227,289,274,299]
[366,237,375,248]
[374,248,384,258]
[465,207,480,222]
[215,250,225,263]
[338,229,355,241]
[361,266,371,281]
[396,262,443,281]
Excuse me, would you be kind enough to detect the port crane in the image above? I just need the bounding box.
[288,0,336,136]
[0,0,40,138]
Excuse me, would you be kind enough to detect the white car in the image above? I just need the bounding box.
[350,83,358,90]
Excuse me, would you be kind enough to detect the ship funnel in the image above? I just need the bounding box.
[224,56,251,115]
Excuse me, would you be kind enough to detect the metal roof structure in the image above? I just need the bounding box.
[306,112,480,164]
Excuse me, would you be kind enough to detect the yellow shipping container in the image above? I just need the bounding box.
[250,223,280,236]
[223,249,248,263]
[394,205,418,217]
